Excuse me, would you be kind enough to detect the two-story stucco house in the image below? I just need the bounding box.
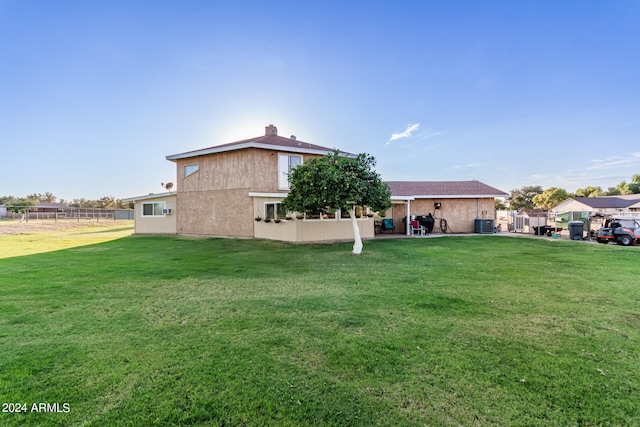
[124,124,508,240]
[124,125,375,242]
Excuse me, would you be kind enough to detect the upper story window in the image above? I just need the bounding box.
[184,164,199,178]
[278,154,302,190]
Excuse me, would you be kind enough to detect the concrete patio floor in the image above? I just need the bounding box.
[374,230,604,244]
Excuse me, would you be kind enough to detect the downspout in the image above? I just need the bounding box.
[406,199,411,235]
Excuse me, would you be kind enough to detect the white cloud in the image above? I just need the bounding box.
[423,130,444,139]
[387,123,420,144]
[588,152,640,170]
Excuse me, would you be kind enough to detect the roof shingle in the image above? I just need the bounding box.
[386,180,508,198]
[572,196,640,209]
[167,132,341,161]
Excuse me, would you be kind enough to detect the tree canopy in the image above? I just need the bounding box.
[574,186,605,198]
[532,187,571,210]
[504,173,640,210]
[280,150,391,254]
[508,186,543,210]
[0,194,131,209]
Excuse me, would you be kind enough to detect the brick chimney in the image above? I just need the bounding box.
[265,124,277,136]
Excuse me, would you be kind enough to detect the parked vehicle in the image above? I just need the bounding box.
[596,217,640,246]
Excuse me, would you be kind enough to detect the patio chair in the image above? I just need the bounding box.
[381,218,395,233]
[410,220,425,236]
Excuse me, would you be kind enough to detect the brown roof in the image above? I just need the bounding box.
[212,133,333,152]
[521,208,548,217]
[571,196,640,209]
[166,126,343,161]
[387,180,508,198]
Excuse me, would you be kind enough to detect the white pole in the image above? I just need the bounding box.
[406,200,411,235]
[350,206,363,255]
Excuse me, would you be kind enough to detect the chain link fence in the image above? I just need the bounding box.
[1,207,134,222]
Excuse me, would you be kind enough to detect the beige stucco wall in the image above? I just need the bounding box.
[551,200,592,214]
[388,198,496,234]
[177,189,253,236]
[252,196,374,242]
[177,148,323,194]
[553,198,640,215]
[255,216,374,242]
[174,148,325,237]
[133,195,177,234]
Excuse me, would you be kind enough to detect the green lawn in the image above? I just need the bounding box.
[1,231,639,426]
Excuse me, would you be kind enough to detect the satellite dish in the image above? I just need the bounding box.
[161,182,174,191]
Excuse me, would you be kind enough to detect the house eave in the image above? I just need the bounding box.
[166,142,339,161]
[248,192,288,198]
[392,194,505,200]
[123,192,175,202]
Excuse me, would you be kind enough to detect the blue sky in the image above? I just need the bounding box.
[1,0,639,201]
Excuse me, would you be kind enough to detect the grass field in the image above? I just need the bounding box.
[1,225,639,426]
[0,220,135,257]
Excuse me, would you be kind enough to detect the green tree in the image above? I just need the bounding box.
[97,196,115,208]
[606,186,621,196]
[532,187,570,210]
[628,174,640,194]
[3,197,36,213]
[281,150,392,255]
[508,186,543,210]
[615,181,631,195]
[575,186,604,197]
[26,192,57,203]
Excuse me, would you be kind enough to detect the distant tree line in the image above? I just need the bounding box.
[500,173,640,210]
[1,193,132,212]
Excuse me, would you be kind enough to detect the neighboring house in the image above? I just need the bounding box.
[3,202,75,220]
[383,181,508,234]
[34,203,75,217]
[551,196,640,217]
[124,125,508,240]
[551,195,640,232]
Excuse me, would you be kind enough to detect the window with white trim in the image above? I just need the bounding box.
[142,202,166,217]
[304,210,336,221]
[265,202,283,220]
[340,205,367,220]
[278,154,302,190]
[184,164,199,178]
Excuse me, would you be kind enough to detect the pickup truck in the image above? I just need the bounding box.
[596,217,640,246]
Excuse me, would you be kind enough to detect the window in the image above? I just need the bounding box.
[304,210,336,221]
[184,164,199,178]
[265,202,283,220]
[278,154,302,190]
[340,205,367,219]
[142,202,166,217]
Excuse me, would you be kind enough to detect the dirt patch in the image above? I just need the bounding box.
[0,220,134,235]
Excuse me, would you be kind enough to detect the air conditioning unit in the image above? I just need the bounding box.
[474,218,494,234]
[162,208,173,215]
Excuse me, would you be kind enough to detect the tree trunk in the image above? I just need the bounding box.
[350,206,363,255]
